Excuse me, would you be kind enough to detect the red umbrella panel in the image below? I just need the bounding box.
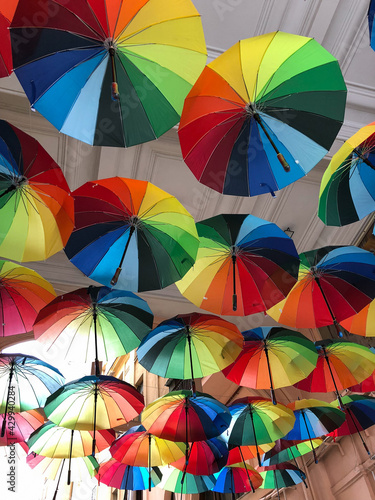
[0,409,44,446]
[0,3,17,77]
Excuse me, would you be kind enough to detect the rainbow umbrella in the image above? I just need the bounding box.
[294,339,375,407]
[258,463,306,499]
[176,213,299,316]
[64,177,199,292]
[222,327,318,404]
[349,370,375,393]
[227,442,275,466]
[330,395,375,456]
[27,421,114,484]
[96,458,162,491]
[340,299,375,337]
[44,375,144,457]
[178,31,346,197]
[226,397,296,466]
[170,437,228,476]
[0,260,56,337]
[261,438,323,466]
[0,353,64,437]
[285,399,345,464]
[10,0,206,147]
[318,122,375,226]
[267,246,375,335]
[137,312,243,392]
[0,3,17,77]
[213,463,263,494]
[0,410,44,446]
[33,286,153,373]
[0,120,74,262]
[158,466,216,494]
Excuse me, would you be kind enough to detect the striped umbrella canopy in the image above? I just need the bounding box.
[258,463,307,495]
[261,438,323,466]
[0,410,44,446]
[227,442,275,466]
[96,459,162,491]
[0,2,17,77]
[137,312,243,391]
[0,260,56,337]
[226,397,296,466]
[158,466,216,494]
[170,437,228,476]
[222,327,318,404]
[33,286,154,369]
[27,453,99,482]
[213,463,263,494]
[285,399,345,463]
[176,213,299,316]
[340,299,375,337]
[64,177,199,293]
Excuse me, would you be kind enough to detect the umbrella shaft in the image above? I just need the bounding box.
[186,331,196,393]
[314,277,338,327]
[249,409,261,466]
[111,225,136,285]
[346,406,370,454]
[239,446,255,493]
[322,348,343,408]
[264,345,276,404]
[232,254,237,311]
[92,383,98,456]
[301,410,318,464]
[93,306,100,376]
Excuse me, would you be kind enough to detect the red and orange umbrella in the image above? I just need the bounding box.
[0,3,17,77]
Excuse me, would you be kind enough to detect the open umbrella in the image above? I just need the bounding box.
[0,409,44,446]
[330,395,375,456]
[213,463,263,495]
[10,0,206,147]
[340,299,375,337]
[0,260,56,337]
[258,463,307,499]
[222,327,318,404]
[64,177,199,292]
[349,370,375,393]
[267,246,375,335]
[285,399,346,464]
[261,438,323,466]
[0,120,74,262]
[318,122,375,226]
[0,353,64,437]
[226,397,296,466]
[178,31,346,197]
[27,421,114,484]
[158,466,216,494]
[96,458,162,491]
[176,213,299,316]
[0,3,17,77]
[33,285,154,372]
[137,312,243,392]
[294,339,375,408]
[170,437,228,476]
[44,375,144,457]
[227,442,275,466]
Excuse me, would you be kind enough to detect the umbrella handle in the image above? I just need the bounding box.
[111,225,136,285]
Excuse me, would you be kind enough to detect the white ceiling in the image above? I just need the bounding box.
[0,0,375,333]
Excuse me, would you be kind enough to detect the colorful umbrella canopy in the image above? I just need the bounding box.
[158,466,216,494]
[340,299,375,337]
[33,285,154,370]
[64,177,199,292]
[369,0,375,51]
[109,427,185,467]
[318,122,375,226]
[227,442,275,466]
[137,312,243,390]
[178,31,346,197]
[96,459,162,490]
[261,438,323,466]
[213,463,263,494]
[222,327,318,404]
[349,371,375,393]
[27,421,114,484]
[0,409,44,446]
[226,397,296,466]
[330,395,375,455]
[0,3,17,77]
[10,0,207,147]
[44,375,144,457]
[0,120,74,261]
[0,353,64,437]
[294,339,375,406]
[285,399,346,463]
[0,260,56,337]
[141,390,231,443]
[267,246,375,333]
[27,453,99,482]
[170,437,228,476]
[258,463,306,490]
[176,213,299,316]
